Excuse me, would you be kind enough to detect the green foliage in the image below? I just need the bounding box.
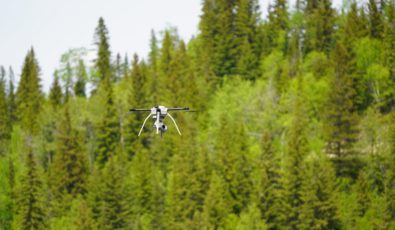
[94,17,112,85]
[50,106,87,198]
[325,42,358,158]
[4,1,395,228]
[49,72,63,108]
[16,48,44,135]
[14,149,47,230]
[0,66,9,150]
[95,78,120,165]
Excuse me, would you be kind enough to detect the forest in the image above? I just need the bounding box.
[1,0,395,229]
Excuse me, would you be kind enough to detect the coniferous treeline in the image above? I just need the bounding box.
[0,0,395,229]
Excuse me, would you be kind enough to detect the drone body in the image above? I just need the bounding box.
[129,105,190,136]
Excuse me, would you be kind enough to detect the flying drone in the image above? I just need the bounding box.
[129,105,192,136]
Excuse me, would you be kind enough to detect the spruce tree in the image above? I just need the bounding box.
[384,112,395,227]
[122,54,129,79]
[114,53,122,81]
[304,0,336,53]
[213,116,253,215]
[98,156,130,229]
[234,0,261,79]
[383,1,395,81]
[128,150,158,228]
[199,0,238,77]
[202,172,230,229]
[276,77,309,229]
[95,76,120,165]
[51,106,87,197]
[257,130,282,229]
[0,66,9,146]
[298,154,340,229]
[8,66,17,126]
[124,54,149,157]
[16,48,43,135]
[325,42,358,158]
[148,30,159,104]
[266,0,289,53]
[164,135,205,228]
[49,71,63,109]
[368,0,384,39]
[94,17,112,85]
[74,59,87,97]
[15,148,46,229]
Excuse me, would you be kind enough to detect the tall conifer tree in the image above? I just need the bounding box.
[95,76,120,165]
[51,106,87,197]
[49,72,63,109]
[74,59,87,97]
[15,148,46,229]
[7,67,16,126]
[94,17,112,85]
[0,66,9,146]
[325,42,358,158]
[276,77,308,229]
[98,156,130,229]
[16,48,43,135]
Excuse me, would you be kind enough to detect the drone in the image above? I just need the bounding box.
[129,105,192,136]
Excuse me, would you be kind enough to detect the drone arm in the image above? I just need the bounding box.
[138,113,152,136]
[129,108,151,112]
[167,112,182,135]
[167,108,189,111]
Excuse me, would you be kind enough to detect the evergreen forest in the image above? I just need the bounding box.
[1,0,395,229]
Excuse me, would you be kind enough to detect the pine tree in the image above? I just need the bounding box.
[214,116,253,215]
[325,42,358,158]
[148,30,159,104]
[14,148,47,229]
[124,54,149,157]
[128,150,157,228]
[257,130,282,229]
[72,199,97,230]
[16,48,43,135]
[122,54,129,79]
[368,0,384,39]
[384,112,395,227]
[95,76,120,165]
[0,66,9,147]
[158,30,175,90]
[49,71,63,109]
[94,17,112,85]
[298,154,340,229]
[341,1,369,47]
[202,172,230,229]
[164,135,205,228]
[63,62,73,102]
[98,156,130,229]
[8,66,17,126]
[266,0,289,53]
[276,77,309,229]
[383,1,395,84]
[304,0,336,53]
[199,0,239,77]
[51,106,87,197]
[74,59,87,97]
[234,0,261,79]
[114,53,122,81]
